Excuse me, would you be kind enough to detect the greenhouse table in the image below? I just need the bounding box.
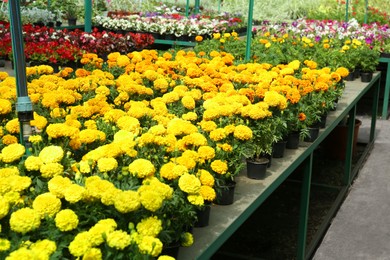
[178,72,381,260]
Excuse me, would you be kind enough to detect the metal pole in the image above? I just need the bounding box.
[345,0,349,22]
[245,0,254,61]
[195,0,200,14]
[85,0,92,32]
[364,0,368,24]
[185,0,189,17]
[8,0,33,150]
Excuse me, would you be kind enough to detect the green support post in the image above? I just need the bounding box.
[245,0,254,61]
[345,0,349,22]
[185,0,189,17]
[297,154,313,260]
[194,0,200,14]
[8,0,33,152]
[343,106,357,185]
[85,0,92,33]
[364,0,368,24]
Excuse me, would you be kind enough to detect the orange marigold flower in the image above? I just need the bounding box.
[195,35,203,42]
[298,112,306,121]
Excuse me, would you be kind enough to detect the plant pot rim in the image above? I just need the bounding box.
[246,157,269,164]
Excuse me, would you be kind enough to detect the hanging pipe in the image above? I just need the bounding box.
[8,0,33,153]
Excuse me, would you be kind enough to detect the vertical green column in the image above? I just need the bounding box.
[370,74,380,141]
[85,0,92,32]
[185,0,190,17]
[245,0,254,61]
[297,154,313,260]
[364,0,368,24]
[345,0,349,22]
[8,0,33,150]
[343,107,356,185]
[195,0,200,14]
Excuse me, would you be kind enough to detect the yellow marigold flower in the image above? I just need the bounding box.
[79,160,91,174]
[335,67,349,78]
[106,230,132,250]
[84,120,97,129]
[30,239,56,257]
[64,184,86,203]
[117,116,141,134]
[181,232,194,247]
[0,238,10,251]
[213,33,221,39]
[136,216,162,237]
[198,120,217,132]
[200,185,216,202]
[143,177,173,199]
[160,162,176,180]
[5,175,31,193]
[55,209,79,231]
[97,157,118,172]
[233,125,253,141]
[48,175,72,198]
[32,192,61,218]
[79,129,106,144]
[5,247,35,259]
[0,71,8,80]
[30,112,48,130]
[198,169,215,186]
[28,135,43,144]
[82,248,102,260]
[2,134,18,145]
[154,78,169,93]
[116,55,131,67]
[9,207,41,234]
[5,118,19,134]
[0,198,9,219]
[157,256,175,260]
[0,98,12,115]
[114,190,141,213]
[24,156,43,171]
[50,107,66,118]
[139,188,164,212]
[187,194,204,206]
[288,60,300,70]
[178,173,201,194]
[39,145,64,164]
[128,158,155,178]
[209,128,227,141]
[40,162,64,178]
[69,231,93,257]
[101,186,121,206]
[265,90,288,110]
[181,95,196,110]
[0,166,18,177]
[211,159,228,175]
[197,146,215,161]
[138,236,163,257]
[280,67,295,75]
[1,143,25,163]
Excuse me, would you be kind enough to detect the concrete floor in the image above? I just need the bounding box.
[313,117,390,260]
